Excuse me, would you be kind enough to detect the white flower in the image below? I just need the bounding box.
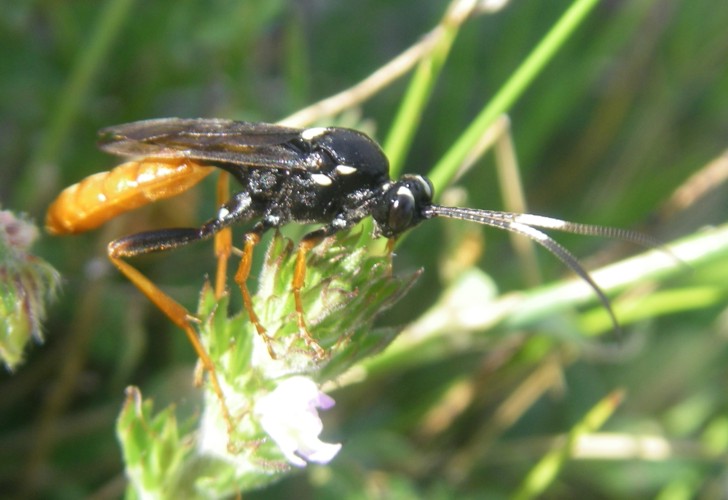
[255,376,341,467]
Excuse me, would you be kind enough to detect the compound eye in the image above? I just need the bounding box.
[387,186,415,233]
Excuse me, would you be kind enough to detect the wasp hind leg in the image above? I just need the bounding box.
[108,228,235,437]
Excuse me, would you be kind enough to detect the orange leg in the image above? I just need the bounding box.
[108,254,235,436]
[292,238,326,358]
[233,232,277,358]
[213,172,232,298]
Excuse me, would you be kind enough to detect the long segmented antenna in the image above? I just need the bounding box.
[422,206,661,331]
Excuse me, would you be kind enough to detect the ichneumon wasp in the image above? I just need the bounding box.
[46,117,653,433]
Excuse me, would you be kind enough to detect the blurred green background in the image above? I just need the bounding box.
[2,0,728,498]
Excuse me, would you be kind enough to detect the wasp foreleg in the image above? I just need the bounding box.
[292,226,346,359]
[232,225,278,358]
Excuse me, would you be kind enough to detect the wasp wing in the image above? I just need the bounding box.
[98,118,309,170]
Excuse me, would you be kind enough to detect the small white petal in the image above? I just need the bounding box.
[316,392,336,410]
[255,376,341,467]
[298,440,342,465]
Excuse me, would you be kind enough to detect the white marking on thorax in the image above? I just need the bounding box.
[301,127,328,140]
[311,173,333,186]
[335,164,357,175]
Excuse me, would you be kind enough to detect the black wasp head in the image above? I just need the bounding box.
[372,174,434,238]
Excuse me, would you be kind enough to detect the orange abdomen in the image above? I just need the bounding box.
[46,159,212,234]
